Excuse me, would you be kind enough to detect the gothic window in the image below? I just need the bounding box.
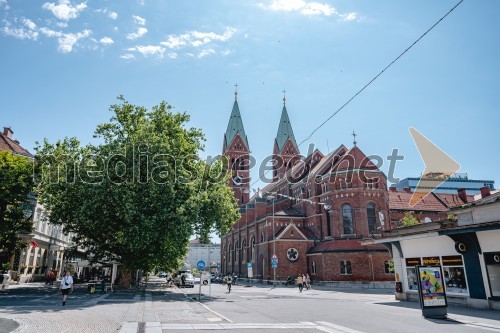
[312,261,317,275]
[250,236,256,262]
[228,243,232,266]
[242,239,247,263]
[340,261,352,275]
[235,239,239,264]
[342,204,354,234]
[367,204,377,234]
[260,232,264,243]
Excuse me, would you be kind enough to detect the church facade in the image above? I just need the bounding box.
[220,93,393,284]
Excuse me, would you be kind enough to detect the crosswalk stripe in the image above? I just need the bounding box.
[119,321,366,332]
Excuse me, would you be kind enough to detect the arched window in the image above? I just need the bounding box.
[228,243,232,266]
[340,260,352,275]
[260,232,264,243]
[251,236,256,262]
[342,204,354,234]
[367,204,377,234]
[242,239,247,263]
[235,239,239,264]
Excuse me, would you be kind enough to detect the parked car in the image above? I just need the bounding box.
[174,272,194,288]
[158,272,167,278]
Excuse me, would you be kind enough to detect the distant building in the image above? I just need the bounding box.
[1,126,73,282]
[394,173,495,195]
[388,187,474,228]
[185,239,221,272]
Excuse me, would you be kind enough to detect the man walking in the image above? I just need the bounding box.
[59,270,74,306]
[297,274,303,293]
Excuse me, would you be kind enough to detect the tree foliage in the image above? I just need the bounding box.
[0,151,34,265]
[34,97,239,272]
[400,211,421,227]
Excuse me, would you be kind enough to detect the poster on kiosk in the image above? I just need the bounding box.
[416,265,448,318]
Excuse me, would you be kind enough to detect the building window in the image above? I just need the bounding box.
[340,261,352,275]
[367,204,377,234]
[242,240,247,263]
[312,261,317,275]
[251,236,256,262]
[384,260,394,274]
[342,204,354,234]
[260,232,264,243]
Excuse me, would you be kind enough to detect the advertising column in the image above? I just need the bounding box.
[416,265,448,318]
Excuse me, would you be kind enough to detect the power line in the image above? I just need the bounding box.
[250,0,464,190]
[296,0,464,148]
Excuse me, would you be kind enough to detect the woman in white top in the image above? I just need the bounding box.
[59,270,74,306]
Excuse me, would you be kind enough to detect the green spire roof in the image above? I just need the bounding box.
[225,99,249,149]
[275,104,298,152]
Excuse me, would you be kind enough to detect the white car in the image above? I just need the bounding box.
[175,273,195,288]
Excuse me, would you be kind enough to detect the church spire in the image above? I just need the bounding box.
[224,87,249,150]
[275,95,298,153]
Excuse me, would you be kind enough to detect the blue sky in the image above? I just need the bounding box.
[2,0,499,193]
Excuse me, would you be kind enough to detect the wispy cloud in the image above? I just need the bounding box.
[128,45,165,57]
[95,8,118,20]
[198,48,215,58]
[42,0,87,21]
[99,36,114,45]
[40,27,92,53]
[127,27,147,40]
[132,15,146,26]
[120,53,135,60]
[258,0,357,19]
[0,0,9,10]
[160,27,236,49]
[2,18,39,40]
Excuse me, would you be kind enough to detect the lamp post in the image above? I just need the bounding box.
[267,194,276,288]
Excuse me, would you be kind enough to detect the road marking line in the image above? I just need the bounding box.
[316,321,365,333]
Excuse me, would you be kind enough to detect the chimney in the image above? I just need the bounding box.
[3,127,13,139]
[457,188,468,203]
[480,186,491,199]
[389,186,397,192]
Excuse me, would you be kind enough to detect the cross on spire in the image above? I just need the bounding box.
[282,89,286,105]
[234,83,238,100]
[352,130,357,147]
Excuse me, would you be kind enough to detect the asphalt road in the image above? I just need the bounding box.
[181,281,500,333]
[1,279,499,333]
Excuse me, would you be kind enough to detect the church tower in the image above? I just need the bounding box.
[273,93,300,181]
[222,87,251,206]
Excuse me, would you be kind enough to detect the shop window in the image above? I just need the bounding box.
[406,267,418,291]
[485,252,500,297]
[340,261,352,275]
[442,255,468,294]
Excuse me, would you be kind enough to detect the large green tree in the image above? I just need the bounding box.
[34,97,239,272]
[0,151,34,266]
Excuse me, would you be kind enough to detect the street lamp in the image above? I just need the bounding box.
[267,194,276,288]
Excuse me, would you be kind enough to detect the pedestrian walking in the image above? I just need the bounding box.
[306,274,311,290]
[297,274,303,293]
[302,274,309,290]
[49,270,55,286]
[226,274,233,293]
[59,270,74,306]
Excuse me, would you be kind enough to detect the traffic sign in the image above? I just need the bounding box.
[197,260,206,270]
[271,258,278,269]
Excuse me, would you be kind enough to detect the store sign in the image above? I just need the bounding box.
[442,255,463,266]
[423,257,441,265]
[416,265,447,308]
[405,258,422,267]
[485,252,500,265]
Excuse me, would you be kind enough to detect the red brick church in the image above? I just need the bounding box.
[220,92,394,285]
